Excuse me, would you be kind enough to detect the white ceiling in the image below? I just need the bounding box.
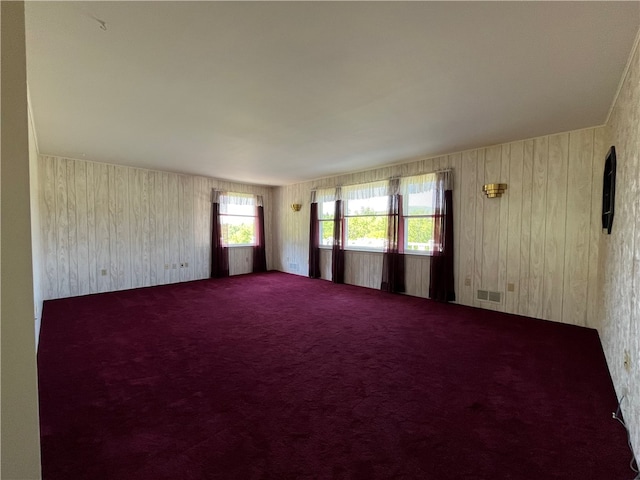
[25,2,640,186]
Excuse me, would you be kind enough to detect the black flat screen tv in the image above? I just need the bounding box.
[602,146,616,234]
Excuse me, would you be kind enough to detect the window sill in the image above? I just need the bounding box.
[318,246,435,257]
[404,250,435,257]
[345,247,384,254]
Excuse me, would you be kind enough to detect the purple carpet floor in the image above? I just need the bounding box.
[37,272,632,479]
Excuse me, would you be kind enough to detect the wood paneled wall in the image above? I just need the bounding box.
[600,33,640,457]
[275,126,606,327]
[38,155,274,300]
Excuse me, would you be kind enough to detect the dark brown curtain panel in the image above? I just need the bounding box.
[381,189,406,293]
[429,176,455,302]
[308,199,321,279]
[210,194,229,278]
[331,197,345,284]
[252,200,267,273]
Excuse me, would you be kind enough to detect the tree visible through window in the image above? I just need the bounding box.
[344,196,388,250]
[316,174,441,254]
[319,200,335,246]
[403,175,437,253]
[220,193,256,246]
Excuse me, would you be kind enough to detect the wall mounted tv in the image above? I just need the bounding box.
[602,146,616,235]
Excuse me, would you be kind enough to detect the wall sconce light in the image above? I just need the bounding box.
[482,183,508,198]
[291,203,302,212]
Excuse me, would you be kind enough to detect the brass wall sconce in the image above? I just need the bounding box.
[291,203,302,212]
[482,183,507,198]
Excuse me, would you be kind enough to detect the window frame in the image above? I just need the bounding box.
[219,193,257,247]
[313,173,445,255]
[342,190,389,253]
[318,218,334,248]
[343,203,388,252]
[402,174,439,256]
[318,199,335,248]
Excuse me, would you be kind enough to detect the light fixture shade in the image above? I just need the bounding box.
[291,203,302,212]
[482,183,508,198]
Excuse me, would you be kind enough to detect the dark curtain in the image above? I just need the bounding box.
[429,185,455,302]
[331,198,345,284]
[308,200,321,278]
[252,201,267,273]
[381,191,405,293]
[210,197,229,278]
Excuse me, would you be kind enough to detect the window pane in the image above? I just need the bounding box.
[346,196,388,216]
[346,215,387,249]
[221,216,255,245]
[222,203,255,216]
[320,201,335,220]
[406,217,434,252]
[319,220,334,246]
[406,190,435,216]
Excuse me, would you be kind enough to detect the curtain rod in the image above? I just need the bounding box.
[310,168,453,191]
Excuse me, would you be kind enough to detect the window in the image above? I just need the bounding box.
[219,193,256,246]
[314,175,444,254]
[314,188,336,247]
[402,174,437,254]
[344,196,388,250]
[343,181,390,251]
[319,200,335,246]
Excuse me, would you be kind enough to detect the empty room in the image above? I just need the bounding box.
[2,1,640,479]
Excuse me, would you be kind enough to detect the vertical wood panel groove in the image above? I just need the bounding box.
[86,162,97,293]
[55,158,70,297]
[108,166,117,290]
[497,145,510,312]
[506,142,523,314]
[66,160,78,296]
[75,161,90,296]
[473,150,485,307]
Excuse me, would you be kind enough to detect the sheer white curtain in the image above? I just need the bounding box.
[400,172,436,195]
[219,192,256,213]
[311,187,338,204]
[342,180,391,200]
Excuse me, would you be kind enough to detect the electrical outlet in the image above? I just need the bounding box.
[464,276,471,286]
[507,283,515,292]
[101,269,107,276]
[623,350,631,372]
[165,264,169,270]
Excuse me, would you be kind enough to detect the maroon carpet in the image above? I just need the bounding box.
[38,272,631,479]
